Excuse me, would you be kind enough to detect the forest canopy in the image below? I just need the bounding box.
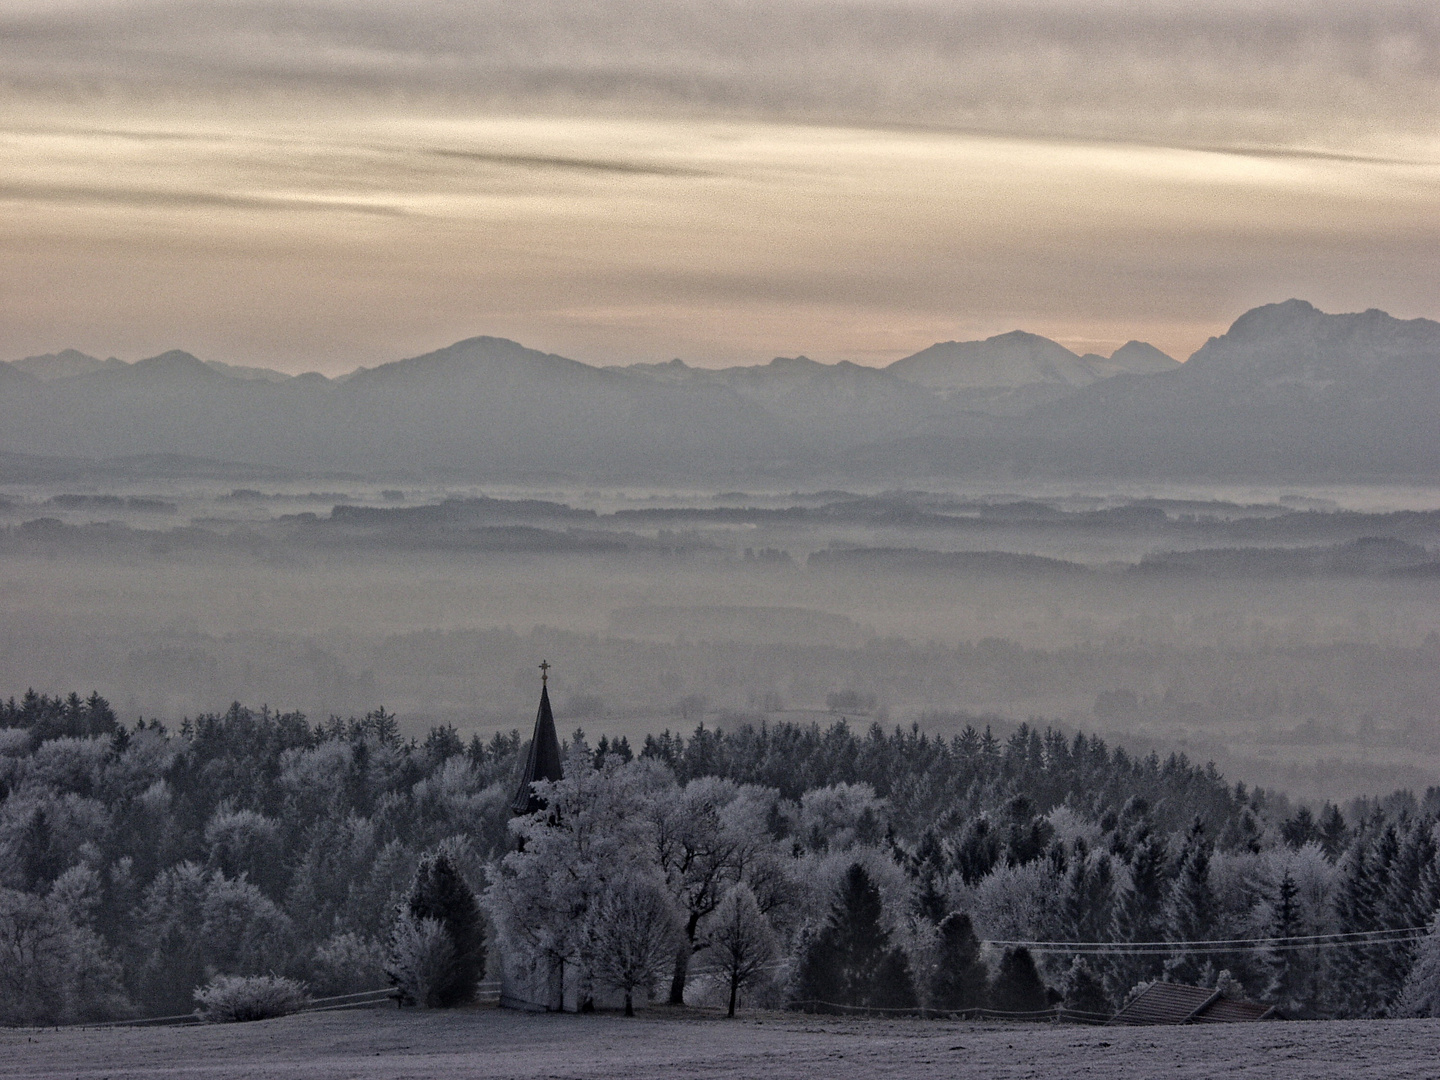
[2,691,1439,1025]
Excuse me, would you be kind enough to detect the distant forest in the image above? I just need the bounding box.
[3,691,1440,1025]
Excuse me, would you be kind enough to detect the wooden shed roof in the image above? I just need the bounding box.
[1110,982,1278,1025]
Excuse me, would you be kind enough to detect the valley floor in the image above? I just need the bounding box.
[2,1007,1438,1080]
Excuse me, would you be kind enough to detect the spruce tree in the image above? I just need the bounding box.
[1317,804,1349,861]
[1374,819,1440,1010]
[1164,822,1217,985]
[1059,842,1116,945]
[792,863,917,1013]
[1264,868,1304,1014]
[1105,832,1170,998]
[1061,957,1111,1020]
[928,912,988,1014]
[403,849,486,1007]
[989,947,1049,1015]
[1328,827,1400,1018]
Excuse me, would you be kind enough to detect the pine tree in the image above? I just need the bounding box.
[399,849,486,1007]
[1373,818,1440,1011]
[1328,827,1400,1018]
[1164,822,1217,985]
[911,828,949,925]
[1317,804,1349,861]
[989,947,1049,1015]
[1395,918,1440,1017]
[792,863,917,1014]
[1061,957,1111,1020]
[928,912,988,1014]
[1105,832,1170,999]
[1059,842,1116,945]
[1263,868,1304,1013]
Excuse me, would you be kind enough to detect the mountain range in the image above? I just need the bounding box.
[2,301,1436,482]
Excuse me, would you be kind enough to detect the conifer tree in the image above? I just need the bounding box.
[1164,822,1217,985]
[397,849,486,1007]
[1059,841,1116,945]
[1263,868,1304,1013]
[792,863,917,1013]
[1328,827,1399,1018]
[989,947,1049,1015]
[1395,918,1440,1017]
[928,912,988,1014]
[1373,818,1440,1010]
[1317,804,1349,861]
[911,829,950,926]
[1061,957,1111,1020]
[1105,832,1170,998]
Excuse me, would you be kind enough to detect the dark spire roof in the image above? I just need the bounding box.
[511,683,564,815]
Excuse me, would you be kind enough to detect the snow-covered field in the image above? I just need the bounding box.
[3,1008,1438,1080]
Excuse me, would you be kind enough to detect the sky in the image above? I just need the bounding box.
[1,0,1438,374]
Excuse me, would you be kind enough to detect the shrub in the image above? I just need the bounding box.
[193,975,309,1022]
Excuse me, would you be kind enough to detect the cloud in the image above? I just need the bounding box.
[1,1,1437,152]
[426,149,710,178]
[0,180,405,215]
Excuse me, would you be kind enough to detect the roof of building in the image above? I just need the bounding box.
[1109,982,1278,1025]
[1191,997,1277,1023]
[510,683,564,816]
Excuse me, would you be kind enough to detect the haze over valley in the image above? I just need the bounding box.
[4,298,1439,802]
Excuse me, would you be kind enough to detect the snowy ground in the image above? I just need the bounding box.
[3,1007,1438,1080]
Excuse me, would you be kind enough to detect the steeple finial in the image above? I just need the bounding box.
[539,660,550,685]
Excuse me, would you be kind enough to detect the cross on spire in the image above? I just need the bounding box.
[539,660,550,685]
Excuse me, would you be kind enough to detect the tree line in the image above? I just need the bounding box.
[2,690,1440,1024]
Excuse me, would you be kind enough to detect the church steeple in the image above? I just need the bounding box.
[511,661,564,815]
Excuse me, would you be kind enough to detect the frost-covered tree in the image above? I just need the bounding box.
[1061,957,1110,1019]
[1164,822,1218,985]
[970,860,1061,944]
[989,946,1049,1015]
[797,783,887,853]
[0,882,128,1025]
[697,883,776,1017]
[137,862,291,1014]
[1058,841,1117,946]
[385,914,454,1008]
[1394,918,1440,1017]
[203,809,283,898]
[391,846,485,1007]
[792,863,916,1013]
[486,752,654,1009]
[587,874,682,1016]
[1105,831,1171,999]
[649,776,749,1004]
[927,912,987,1014]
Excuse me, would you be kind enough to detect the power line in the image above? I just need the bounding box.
[983,925,1428,956]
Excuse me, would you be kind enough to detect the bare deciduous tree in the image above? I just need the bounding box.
[697,884,776,1017]
[587,875,682,1017]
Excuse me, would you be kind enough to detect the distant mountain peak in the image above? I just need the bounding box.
[1109,341,1178,373]
[10,349,124,380]
[1189,300,1440,376]
[1221,298,1323,343]
[886,330,1093,390]
[132,350,210,373]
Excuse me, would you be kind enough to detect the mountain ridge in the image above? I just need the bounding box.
[2,301,1433,481]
